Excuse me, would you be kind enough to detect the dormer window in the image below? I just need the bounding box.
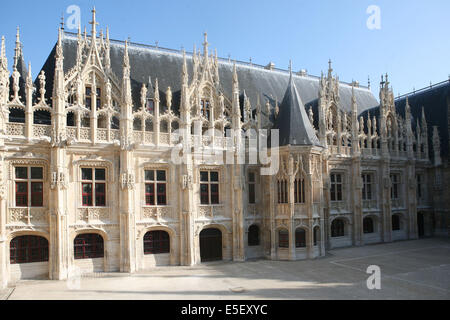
[85,87,101,110]
[147,99,154,114]
[200,99,210,119]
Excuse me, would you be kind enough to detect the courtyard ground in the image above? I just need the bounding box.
[2,238,450,300]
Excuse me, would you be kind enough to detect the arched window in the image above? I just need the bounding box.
[295,229,306,248]
[248,225,260,246]
[363,217,374,234]
[74,234,104,259]
[313,226,320,246]
[144,231,170,254]
[10,235,49,264]
[331,219,345,237]
[278,229,289,248]
[392,215,401,231]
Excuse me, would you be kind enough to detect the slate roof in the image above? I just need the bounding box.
[37,32,379,118]
[274,70,321,146]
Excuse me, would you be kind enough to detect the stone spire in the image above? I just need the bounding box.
[432,126,441,166]
[104,26,111,71]
[231,62,241,131]
[182,49,188,86]
[1,36,7,70]
[13,27,21,70]
[90,7,98,39]
[122,40,132,108]
[202,32,209,64]
[0,36,9,106]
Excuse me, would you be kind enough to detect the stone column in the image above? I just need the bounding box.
[0,187,7,289]
[405,161,418,239]
[49,147,69,280]
[351,157,363,246]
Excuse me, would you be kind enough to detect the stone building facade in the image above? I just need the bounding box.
[0,10,446,288]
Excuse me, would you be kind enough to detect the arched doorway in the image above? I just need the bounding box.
[200,228,222,262]
[417,212,425,238]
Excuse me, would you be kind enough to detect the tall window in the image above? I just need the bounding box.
[330,173,343,202]
[363,217,374,234]
[390,173,400,200]
[200,171,219,204]
[74,234,104,259]
[10,235,49,264]
[331,219,345,237]
[248,225,260,246]
[85,87,92,110]
[277,179,288,204]
[295,229,306,248]
[278,229,289,248]
[416,174,423,200]
[145,170,167,206]
[143,231,170,254]
[294,176,305,204]
[200,99,210,119]
[15,166,44,207]
[362,173,373,200]
[81,168,106,207]
[248,172,256,204]
[392,215,400,231]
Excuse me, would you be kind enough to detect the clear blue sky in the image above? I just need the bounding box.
[1,0,449,99]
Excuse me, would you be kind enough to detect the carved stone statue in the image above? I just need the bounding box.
[166,86,172,110]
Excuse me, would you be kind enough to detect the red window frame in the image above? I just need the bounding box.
[200,171,219,205]
[74,233,104,259]
[143,231,170,254]
[10,235,49,264]
[82,183,93,207]
[30,182,43,207]
[15,182,28,207]
[14,167,44,208]
[81,168,106,207]
[144,170,167,206]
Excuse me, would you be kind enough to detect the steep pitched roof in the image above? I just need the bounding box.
[274,70,321,147]
[38,32,379,114]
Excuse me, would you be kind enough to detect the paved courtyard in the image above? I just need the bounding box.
[2,238,450,300]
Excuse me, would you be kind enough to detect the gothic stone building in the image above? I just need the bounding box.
[0,11,447,287]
